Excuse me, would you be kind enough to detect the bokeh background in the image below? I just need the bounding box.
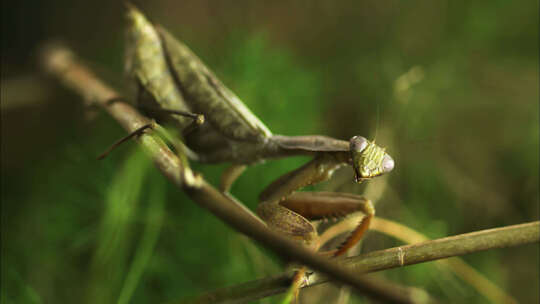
[2,1,538,303]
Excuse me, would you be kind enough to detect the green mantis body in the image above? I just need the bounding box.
[125,4,394,279]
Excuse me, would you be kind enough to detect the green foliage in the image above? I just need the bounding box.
[2,1,538,303]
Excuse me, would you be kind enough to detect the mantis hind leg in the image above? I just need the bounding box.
[220,164,247,193]
[98,88,204,160]
[97,119,200,161]
[97,123,154,160]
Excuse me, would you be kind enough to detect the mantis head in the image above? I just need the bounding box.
[349,136,394,183]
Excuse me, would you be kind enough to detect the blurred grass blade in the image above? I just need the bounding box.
[1,269,43,304]
[87,148,151,304]
[117,173,166,304]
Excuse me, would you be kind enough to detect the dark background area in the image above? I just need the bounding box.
[2,1,538,303]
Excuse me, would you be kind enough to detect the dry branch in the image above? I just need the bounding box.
[182,221,539,304]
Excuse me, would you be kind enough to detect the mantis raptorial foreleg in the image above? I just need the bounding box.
[278,192,375,256]
[257,153,376,302]
[257,153,374,252]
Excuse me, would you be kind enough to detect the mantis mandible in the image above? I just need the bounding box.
[123,4,394,295]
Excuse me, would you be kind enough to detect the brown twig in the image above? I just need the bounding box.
[320,215,518,303]
[371,217,518,304]
[40,44,415,303]
[179,221,538,304]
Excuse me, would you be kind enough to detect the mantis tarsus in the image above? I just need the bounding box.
[122,4,394,296]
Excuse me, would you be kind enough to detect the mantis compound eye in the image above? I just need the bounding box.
[382,154,394,173]
[349,136,368,153]
[349,136,393,183]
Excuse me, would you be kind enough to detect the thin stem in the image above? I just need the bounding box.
[371,217,518,304]
[179,221,539,304]
[321,216,518,303]
[343,221,539,273]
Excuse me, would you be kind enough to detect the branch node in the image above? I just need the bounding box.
[397,246,405,267]
[183,170,204,188]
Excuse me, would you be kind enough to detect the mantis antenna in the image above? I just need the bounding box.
[373,101,381,143]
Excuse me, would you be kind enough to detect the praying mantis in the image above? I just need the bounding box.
[123,4,394,295]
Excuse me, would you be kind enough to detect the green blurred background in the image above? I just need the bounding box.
[2,1,538,303]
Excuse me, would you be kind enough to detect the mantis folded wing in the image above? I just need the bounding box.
[124,4,394,297]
